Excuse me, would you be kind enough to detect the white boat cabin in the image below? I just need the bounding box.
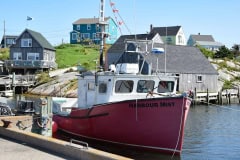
[77,63,178,109]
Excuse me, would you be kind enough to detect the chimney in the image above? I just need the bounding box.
[150,24,153,32]
[198,33,200,35]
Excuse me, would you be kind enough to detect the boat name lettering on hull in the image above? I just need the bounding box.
[129,102,175,108]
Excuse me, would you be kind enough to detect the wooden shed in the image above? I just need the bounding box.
[106,35,219,93]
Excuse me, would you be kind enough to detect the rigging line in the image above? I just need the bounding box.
[171,96,185,159]
[109,0,131,34]
[109,0,122,34]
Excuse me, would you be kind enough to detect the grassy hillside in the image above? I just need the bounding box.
[55,44,100,70]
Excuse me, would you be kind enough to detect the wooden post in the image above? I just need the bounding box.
[206,88,209,105]
[226,90,228,104]
[238,87,240,104]
[228,92,231,104]
[217,91,220,105]
[219,91,223,105]
[194,87,197,106]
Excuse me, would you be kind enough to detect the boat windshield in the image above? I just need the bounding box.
[115,80,134,93]
[137,80,155,93]
[157,81,174,93]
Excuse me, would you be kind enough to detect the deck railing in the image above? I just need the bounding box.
[5,60,57,69]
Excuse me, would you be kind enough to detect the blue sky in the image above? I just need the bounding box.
[0,0,239,48]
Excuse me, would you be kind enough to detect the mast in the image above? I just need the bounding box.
[99,0,107,69]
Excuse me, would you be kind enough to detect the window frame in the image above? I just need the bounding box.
[137,80,155,93]
[21,38,32,47]
[13,52,22,60]
[27,53,40,60]
[115,80,134,93]
[72,33,77,40]
[197,75,203,83]
[87,24,91,30]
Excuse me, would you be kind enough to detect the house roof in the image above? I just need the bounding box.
[1,35,18,40]
[195,41,224,47]
[107,35,218,75]
[1,35,18,44]
[150,26,181,36]
[22,29,55,50]
[73,17,111,24]
[190,34,215,42]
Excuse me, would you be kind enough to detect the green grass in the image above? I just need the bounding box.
[55,44,100,70]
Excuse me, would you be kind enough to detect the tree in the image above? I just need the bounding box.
[214,46,233,59]
[231,44,240,58]
[197,45,215,58]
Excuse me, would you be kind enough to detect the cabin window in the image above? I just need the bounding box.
[158,81,174,93]
[197,75,203,83]
[115,80,134,93]
[21,38,32,47]
[13,52,22,60]
[99,83,107,93]
[137,80,154,93]
[88,82,95,91]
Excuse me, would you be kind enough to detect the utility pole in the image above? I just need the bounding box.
[4,20,6,48]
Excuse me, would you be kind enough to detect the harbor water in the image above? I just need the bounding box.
[54,104,240,160]
[182,104,240,160]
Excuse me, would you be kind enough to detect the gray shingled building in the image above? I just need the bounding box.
[106,35,219,93]
[5,29,57,74]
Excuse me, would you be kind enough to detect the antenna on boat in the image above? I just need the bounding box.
[165,26,167,74]
[99,0,107,70]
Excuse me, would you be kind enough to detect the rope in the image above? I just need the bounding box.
[171,96,185,159]
[135,98,138,121]
[109,0,132,35]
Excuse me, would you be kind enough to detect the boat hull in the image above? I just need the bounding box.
[53,96,191,155]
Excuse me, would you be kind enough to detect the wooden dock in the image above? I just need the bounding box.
[193,89,240,105]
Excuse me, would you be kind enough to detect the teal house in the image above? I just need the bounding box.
[70,17,118,45]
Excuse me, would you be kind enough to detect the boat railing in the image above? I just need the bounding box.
[70,138,88,149]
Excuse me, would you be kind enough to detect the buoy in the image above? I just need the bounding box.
[52,121,58,133]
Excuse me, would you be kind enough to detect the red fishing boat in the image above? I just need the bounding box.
[53,0,191,155]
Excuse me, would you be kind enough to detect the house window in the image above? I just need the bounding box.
[96,24,99,31]
[115,80,134,93]
[178,35,182,44]
[166,37,172,44]
[72,33,77,40]
[7,39,15,45]
[21,38,32,47]
[13,52,22,60]
[81,33,90,39]
[197,75,203,83]
[77,25,80,30]
[93,33,96,39]
[87,24,91,30]
[27,53,39,60]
